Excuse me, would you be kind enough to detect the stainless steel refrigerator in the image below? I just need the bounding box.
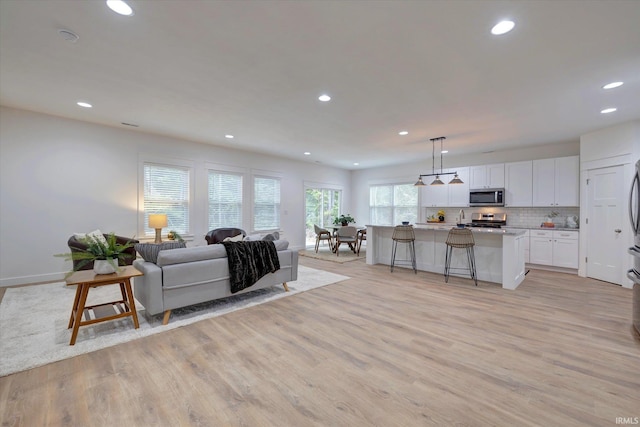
[628,159,640,335]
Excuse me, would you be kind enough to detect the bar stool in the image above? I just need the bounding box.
[391,225,417,273]
[444,228,478,286]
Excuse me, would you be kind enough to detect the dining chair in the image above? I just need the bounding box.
[356,228,366,256]
[314,224,333,253]
[335,226,357,256]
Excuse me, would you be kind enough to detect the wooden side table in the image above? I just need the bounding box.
[65,265,143,345]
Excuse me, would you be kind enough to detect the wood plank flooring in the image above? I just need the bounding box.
[1,257,639,426]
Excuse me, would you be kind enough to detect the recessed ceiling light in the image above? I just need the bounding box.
[77,102,92,108]
[491,20,515,35]
[225,134,234,139]
[106,0,134,16]
[602,81,624,90]
[353,162,359,166]
[398,131,409,136]
[601,107,617,114]
[318,94,331,102]
[304,152,311,156]
[441,150,449,154]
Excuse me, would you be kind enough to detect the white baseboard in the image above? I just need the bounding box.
[1,271,66,287]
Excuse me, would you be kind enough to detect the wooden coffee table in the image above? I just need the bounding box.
[65,265,143,345]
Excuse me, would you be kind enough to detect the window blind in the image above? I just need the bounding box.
[254,176,280,231]
[208,171,243,229]
[143,163,190,236]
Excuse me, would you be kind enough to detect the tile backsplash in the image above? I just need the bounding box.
[425,207,580,228]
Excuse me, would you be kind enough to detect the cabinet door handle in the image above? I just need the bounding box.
[614,229,622,233]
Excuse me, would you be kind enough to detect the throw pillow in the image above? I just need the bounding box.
[273,239,289,251]
[135,241,186,264]
[262,232,280,241]
[243,234,262,241]
[223,234,244,242]
[74,229,108,245]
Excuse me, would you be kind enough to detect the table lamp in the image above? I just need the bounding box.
[149,214,168,244]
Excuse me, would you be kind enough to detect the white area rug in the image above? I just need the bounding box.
[0,266,348,377]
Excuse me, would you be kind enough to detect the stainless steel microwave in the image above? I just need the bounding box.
[469,188,505,207]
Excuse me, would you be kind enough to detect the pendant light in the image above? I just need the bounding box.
[414,137,463,186]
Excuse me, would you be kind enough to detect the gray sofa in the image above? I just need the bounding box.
[133,240,298,324]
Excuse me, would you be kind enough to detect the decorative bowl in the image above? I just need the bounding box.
[402,221,410,225]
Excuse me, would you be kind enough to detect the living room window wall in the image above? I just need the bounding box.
[253,175,280,232]
[208,170,243,230]
[369,183,418,225]
[142,162,192,237]
[304,186,341,247]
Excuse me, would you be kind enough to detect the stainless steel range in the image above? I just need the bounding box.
[468,212,507,228]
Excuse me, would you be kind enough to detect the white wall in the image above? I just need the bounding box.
[0,107,351,286]
[579,119,640,287]
[351,140,580,227]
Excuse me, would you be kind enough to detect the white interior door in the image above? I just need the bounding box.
[586,165,625,284]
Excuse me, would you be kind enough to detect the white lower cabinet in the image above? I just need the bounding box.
[528,229,578,268]
[552,231,579,268]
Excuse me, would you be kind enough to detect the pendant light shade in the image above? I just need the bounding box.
[414,136,464,186]
[449,173,464,184]
[430,175,445,185]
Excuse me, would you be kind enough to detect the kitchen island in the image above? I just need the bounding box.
[365,224,527,290]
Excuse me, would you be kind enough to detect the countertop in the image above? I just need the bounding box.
[367,223,527,236]
[506,226,580,232]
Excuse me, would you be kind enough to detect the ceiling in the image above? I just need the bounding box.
[1,1,639,170]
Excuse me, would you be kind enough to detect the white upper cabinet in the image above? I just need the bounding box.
[448,167,470,207]
[554,156,580,206]
[469,163,505,189]
[421,175,448,207]
[532,156,579,207]
[505,161,533,207]
[420,167,469,207]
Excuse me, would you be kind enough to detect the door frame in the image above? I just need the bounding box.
[579,153,636,288]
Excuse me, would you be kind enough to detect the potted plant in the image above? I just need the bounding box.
[543,210,559,228]
[334,214,356,226]
[167,230,184,242]
[56,233,136,274]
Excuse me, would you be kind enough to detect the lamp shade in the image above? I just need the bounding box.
[149,214,168,228]
[414,177,426,186]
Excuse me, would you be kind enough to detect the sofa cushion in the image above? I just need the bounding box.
[135,241,186,264]
[156,244,227,267]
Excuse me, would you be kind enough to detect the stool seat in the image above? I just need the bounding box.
[444,228,477,285]
[391,225,417,273]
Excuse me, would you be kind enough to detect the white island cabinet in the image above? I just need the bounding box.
[366,224,527,290]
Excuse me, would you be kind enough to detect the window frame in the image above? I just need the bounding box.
[138,156,195,240]
[251,170,282,233]
[369,181,419,226]
[206,163,246,230]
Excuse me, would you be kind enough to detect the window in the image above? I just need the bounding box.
[370,183,418,225]
[208,171,243,229]
[254,176,280,231]
[143,163,190,236]
[305,186,341,246]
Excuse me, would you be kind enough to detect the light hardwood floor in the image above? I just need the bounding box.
[1,257,639,426]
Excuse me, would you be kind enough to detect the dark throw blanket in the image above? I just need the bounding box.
[221,240,281,294]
